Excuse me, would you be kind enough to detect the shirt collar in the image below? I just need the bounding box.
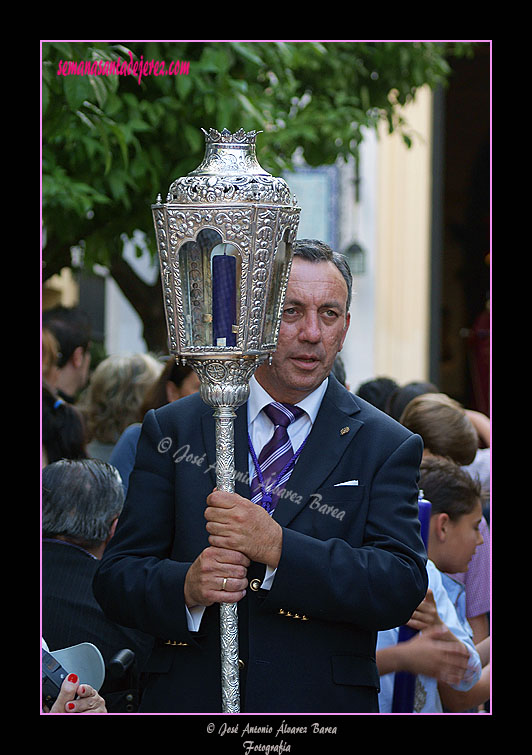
[248,374,328,427]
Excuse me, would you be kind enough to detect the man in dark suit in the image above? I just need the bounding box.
[42,459,153,712]
[93,240,428,713]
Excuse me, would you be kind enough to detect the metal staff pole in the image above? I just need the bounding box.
[215,405,240,712]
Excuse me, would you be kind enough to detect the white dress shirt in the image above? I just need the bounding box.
[246,374,328,483]
[376,560,482,712]
[186,375,328,631]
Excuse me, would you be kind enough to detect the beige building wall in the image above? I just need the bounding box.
[42,267,79,311]
[374,85,433,385]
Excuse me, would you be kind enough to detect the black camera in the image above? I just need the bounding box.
[42,647,71,708]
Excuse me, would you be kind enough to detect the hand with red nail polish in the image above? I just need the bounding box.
[45,674,107,714]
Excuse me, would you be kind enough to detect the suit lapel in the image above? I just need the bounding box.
[201,378,364,526]
[273,378,364,528]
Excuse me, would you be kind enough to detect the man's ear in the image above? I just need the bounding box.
[106,517,119,544]
[433,512,450,542]
[339,311,351,350]
[70,345,85,368]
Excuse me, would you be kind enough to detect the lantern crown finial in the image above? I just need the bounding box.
[201,127,263,145]
[165,126,298,206]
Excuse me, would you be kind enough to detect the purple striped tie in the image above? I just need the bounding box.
[250,402,305,512]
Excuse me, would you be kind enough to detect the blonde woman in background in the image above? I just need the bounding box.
[79,353,163,463]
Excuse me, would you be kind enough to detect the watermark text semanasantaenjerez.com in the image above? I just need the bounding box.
[56,51,190,85]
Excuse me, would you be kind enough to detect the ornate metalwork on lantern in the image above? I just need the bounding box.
[168,128,297,205]
[152,128,300,367]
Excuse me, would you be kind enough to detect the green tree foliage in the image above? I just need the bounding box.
[42,40,475,350]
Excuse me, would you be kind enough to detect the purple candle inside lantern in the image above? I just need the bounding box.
[212,252,237,347]
[391,492,432,713]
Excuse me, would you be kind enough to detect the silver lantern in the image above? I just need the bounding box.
[152,127,300,712]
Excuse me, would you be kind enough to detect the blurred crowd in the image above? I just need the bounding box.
[41,306,490,714]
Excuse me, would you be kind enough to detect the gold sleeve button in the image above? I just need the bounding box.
[250,578,262,591]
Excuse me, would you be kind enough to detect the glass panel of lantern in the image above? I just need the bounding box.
[178,228,240,348]
[262,231,291,349]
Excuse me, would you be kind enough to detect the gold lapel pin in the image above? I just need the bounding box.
[340,426,350,436]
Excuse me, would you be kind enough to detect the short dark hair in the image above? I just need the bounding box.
[42,458,124,549]
[357,376,399,412]
[140,357,195,415]
[386,381,439,421]
[42,306,92,367]
[419,455,482,521]
[293,239,352,312]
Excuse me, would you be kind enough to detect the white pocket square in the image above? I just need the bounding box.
[334,479,359,486]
